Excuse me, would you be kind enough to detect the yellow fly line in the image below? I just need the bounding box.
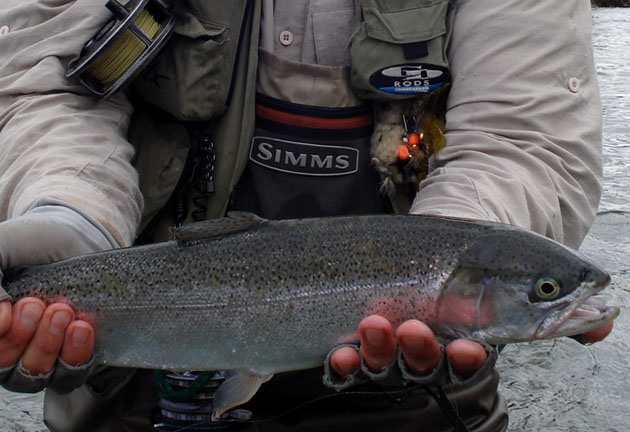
[88,9,161,84]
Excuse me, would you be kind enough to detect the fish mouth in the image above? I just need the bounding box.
[535,295,619,340]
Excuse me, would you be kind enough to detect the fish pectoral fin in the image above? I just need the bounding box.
[211,369,272,421]
[169,212,268,242]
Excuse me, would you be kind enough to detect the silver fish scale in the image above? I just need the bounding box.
[5,215,494,373]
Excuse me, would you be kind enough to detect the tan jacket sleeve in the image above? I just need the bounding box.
[0,0,142,247]
[410,0,602,249]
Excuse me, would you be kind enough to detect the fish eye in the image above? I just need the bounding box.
[534,278,561,300]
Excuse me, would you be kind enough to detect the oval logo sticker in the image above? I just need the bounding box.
[370,63,450,95]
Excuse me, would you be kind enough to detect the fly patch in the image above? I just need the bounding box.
[370,63,450,95]
[249,137,359,177]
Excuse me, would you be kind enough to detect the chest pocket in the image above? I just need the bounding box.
[131,0,249,121]
[350,0,455,101]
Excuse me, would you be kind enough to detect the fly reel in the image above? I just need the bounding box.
[67,0,175,98]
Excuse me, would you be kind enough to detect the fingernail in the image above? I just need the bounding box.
[337,363,357,378]
[50,311,72,336]
[400,334,426,354]
[20,303,44,328]
[365,329,385,346]
[331,356,353,378]
[455,352,479,371]
[71,327,90,347]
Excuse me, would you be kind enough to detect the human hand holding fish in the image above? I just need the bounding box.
[327,312,614,383]
[0,296,95,385]
[0,205,111,392]
[0,213,620,420]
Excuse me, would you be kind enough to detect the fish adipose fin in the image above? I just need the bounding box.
[212,370,272,421]
[170,212,268,242]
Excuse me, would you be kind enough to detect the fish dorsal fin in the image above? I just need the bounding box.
[169,212,268,242]
[211,370,272,421]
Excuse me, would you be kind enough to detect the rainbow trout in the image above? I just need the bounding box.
[2,213,619,417]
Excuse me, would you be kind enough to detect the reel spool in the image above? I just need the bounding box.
[67,0,175,98]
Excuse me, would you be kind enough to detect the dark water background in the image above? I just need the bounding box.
[0,7,628,432]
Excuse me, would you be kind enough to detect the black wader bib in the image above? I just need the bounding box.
[230,93,390,219]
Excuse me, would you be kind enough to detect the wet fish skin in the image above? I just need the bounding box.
[3,214,617,375]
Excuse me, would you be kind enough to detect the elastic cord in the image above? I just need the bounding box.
[423,385,472,432]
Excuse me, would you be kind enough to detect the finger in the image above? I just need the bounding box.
[359,315,397,372]
[0,298,45,368]
[446,339,487,377]
[60,321,95,366]
[21,304,75,376]
[329,346,361,378]
[0,300,11,337]
[396,320,441,375]
[583,320,614,344]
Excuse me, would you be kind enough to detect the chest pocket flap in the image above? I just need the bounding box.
[350,0,454,100]
[363,0,448,43]
[132,0,246,122]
